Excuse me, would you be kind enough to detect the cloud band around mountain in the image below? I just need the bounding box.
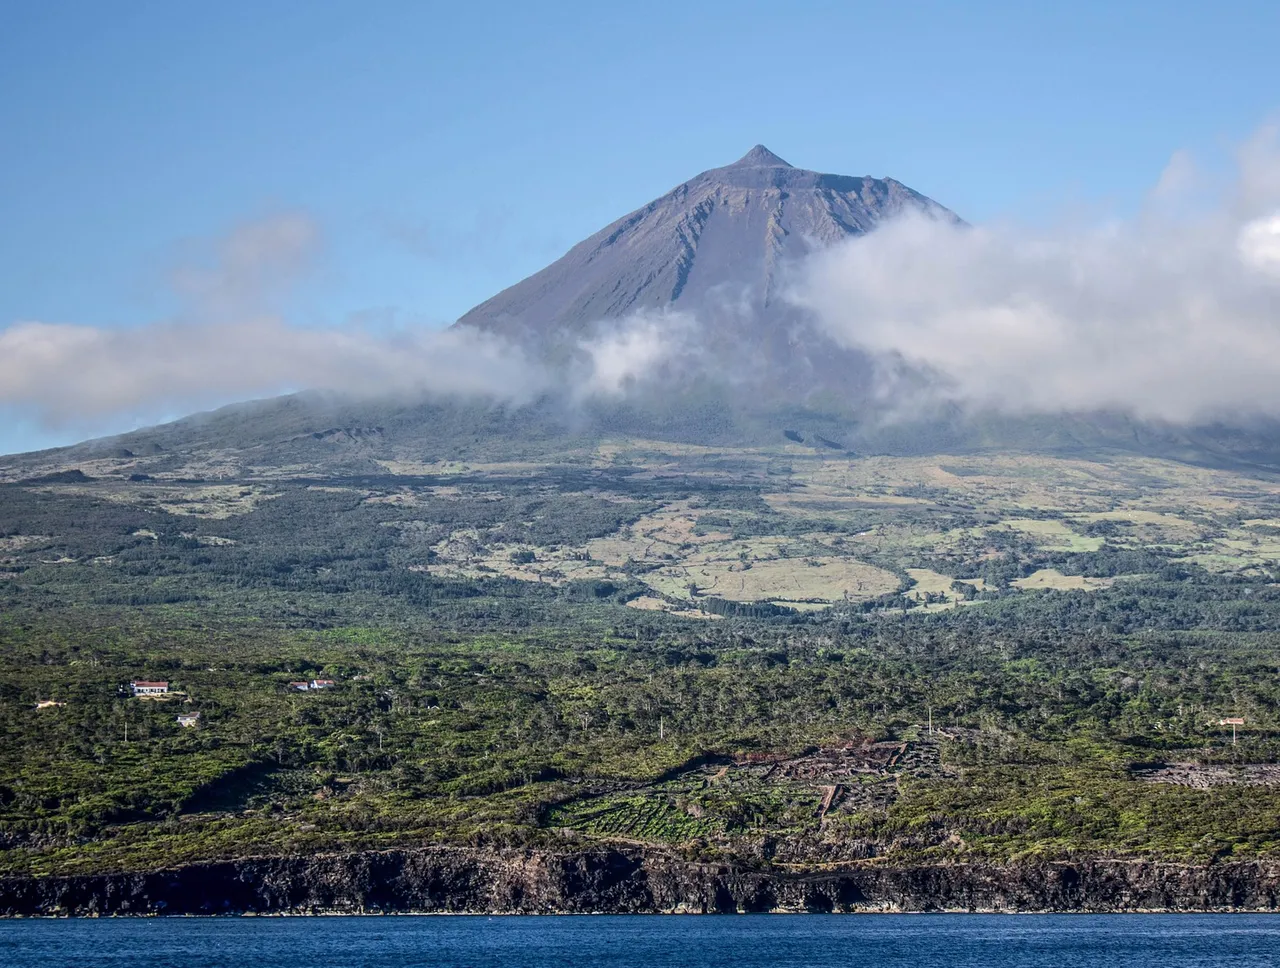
[0,213,692,437]
[790,124,1280,424]
[7,125,1280,441]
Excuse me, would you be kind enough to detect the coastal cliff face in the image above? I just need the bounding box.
[3,849,1279,916]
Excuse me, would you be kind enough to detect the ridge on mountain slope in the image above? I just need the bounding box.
[454,145,957,345]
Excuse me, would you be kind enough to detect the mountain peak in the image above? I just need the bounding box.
[456,148,957,345]
[728,145,792,169]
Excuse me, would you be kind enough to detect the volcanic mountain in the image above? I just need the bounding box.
[8,145,1280,475]
[456,145,956,347]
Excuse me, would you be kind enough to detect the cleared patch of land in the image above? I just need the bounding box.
[644,549,901,605]
[999,518,1104,552]
[1013,569,1114,591]
[624,595,722,620]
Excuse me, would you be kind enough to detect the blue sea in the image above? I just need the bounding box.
[1,914,1277,967]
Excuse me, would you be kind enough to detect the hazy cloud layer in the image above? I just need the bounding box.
[791,125,1280,423]
[0,213,686,433]
[0,316,549,425]
[168,212,322,319]
[573,311,700,398]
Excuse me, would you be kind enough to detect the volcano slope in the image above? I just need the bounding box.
[457,144,957,342]
[5,151,1280,913]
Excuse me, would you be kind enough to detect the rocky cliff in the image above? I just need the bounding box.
[4,849,1278,916]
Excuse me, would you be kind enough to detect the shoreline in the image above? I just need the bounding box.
[6,911,1280,918]
[3,847,1278,918]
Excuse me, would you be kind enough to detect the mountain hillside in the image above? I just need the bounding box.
[455,145,956,346]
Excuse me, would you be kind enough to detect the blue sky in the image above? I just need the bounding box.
[2,0,1279,454]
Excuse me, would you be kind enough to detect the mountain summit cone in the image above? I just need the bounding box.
[455,147,956,347]
[729,144,793,167]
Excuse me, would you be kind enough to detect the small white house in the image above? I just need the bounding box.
[130,680,169,696]
[177,711,201,728]
[286,679,336,692]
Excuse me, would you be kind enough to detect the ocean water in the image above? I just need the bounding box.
[0,914,1277,968]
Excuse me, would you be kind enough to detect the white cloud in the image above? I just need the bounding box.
[0,317,548,426]
[574,311,697,397]
[1239,213,1280,276]
[1150,148,1199,203]
[789,123,1280,424]
[0,213,699,435]
[0,213,553,431]
[169,212,322,319]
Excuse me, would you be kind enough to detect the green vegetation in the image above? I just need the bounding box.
[4,598,1280,877]
[4,440,1280,878]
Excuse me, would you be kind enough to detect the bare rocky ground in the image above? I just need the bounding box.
[1131,762,1280,788]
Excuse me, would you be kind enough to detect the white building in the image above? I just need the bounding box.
[130,680,169,696]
